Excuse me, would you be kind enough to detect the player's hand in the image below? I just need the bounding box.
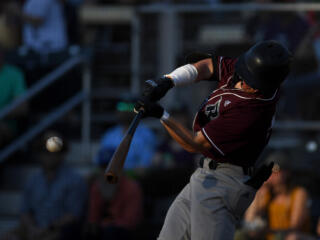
[244,162,274,190]
[142,76,174,102]
[134,99,164,119]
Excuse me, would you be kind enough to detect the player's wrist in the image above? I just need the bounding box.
[162,76,175,88]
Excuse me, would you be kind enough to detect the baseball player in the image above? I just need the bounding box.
[134,40,292,240]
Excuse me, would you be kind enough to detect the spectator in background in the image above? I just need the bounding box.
[245,0,310,54]
[0,1,21,50]
[0,46,27,147]
[6,0,68,54]
[95,100,158,176]
[244,0,317,120]
[4,131,88,240]
[235,151,311,240]
[86,147,143,240]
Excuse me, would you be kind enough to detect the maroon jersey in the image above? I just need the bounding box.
[193,56,279,167]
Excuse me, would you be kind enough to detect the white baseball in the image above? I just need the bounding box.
[46,136,63,152]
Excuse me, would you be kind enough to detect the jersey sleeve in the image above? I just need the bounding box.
[211,56,237,86]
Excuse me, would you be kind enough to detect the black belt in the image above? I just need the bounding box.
[199,157,254,176]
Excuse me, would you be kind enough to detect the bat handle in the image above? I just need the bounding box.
[127,110,143,135]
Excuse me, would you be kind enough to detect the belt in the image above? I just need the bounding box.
[199,157,254,176]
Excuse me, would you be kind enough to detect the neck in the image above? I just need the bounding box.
[234,81,242,90]
[234,81,258,94]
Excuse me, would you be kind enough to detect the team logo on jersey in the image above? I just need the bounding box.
[224,100,231,107]
[205,98,221,120]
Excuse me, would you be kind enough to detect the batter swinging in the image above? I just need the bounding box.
[134,40,292,240]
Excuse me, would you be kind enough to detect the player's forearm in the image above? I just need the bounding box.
[160,116,205,153]
[193,58,214,81]
[142,58,213,103]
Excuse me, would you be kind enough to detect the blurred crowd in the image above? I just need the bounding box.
[1,100,197,240]
[1,100,320,240]
[1,0,320,240]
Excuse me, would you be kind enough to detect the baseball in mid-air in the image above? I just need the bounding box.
[46,136,63,152]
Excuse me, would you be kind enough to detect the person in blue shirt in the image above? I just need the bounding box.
[95,100,158,173]
[6,131,88,240]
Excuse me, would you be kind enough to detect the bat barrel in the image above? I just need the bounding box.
[103,110,144,184]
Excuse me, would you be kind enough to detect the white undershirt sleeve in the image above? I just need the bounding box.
[166,64,198,86]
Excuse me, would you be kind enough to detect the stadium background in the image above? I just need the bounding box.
[0,0,320,239]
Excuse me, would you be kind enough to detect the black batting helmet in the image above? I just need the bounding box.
[235,40,293,95]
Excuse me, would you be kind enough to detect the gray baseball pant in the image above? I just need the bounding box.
[158,159,257,240]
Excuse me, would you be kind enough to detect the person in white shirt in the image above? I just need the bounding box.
[7,0,68,54]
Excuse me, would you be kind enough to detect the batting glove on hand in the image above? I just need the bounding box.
[142,76,174,102]
[244,162,274,190]
[134,98,164,119]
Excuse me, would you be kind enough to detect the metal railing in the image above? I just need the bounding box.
[0,93,85,161]
[0,53,91,162]
[138,3,320,12]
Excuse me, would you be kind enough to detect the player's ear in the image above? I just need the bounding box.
[242,81,259,93]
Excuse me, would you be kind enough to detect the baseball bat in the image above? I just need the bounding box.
[104,110,143,184]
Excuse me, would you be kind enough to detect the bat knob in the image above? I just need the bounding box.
[104,172,118,184]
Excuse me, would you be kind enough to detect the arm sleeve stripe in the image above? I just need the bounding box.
[201,128,225,156]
